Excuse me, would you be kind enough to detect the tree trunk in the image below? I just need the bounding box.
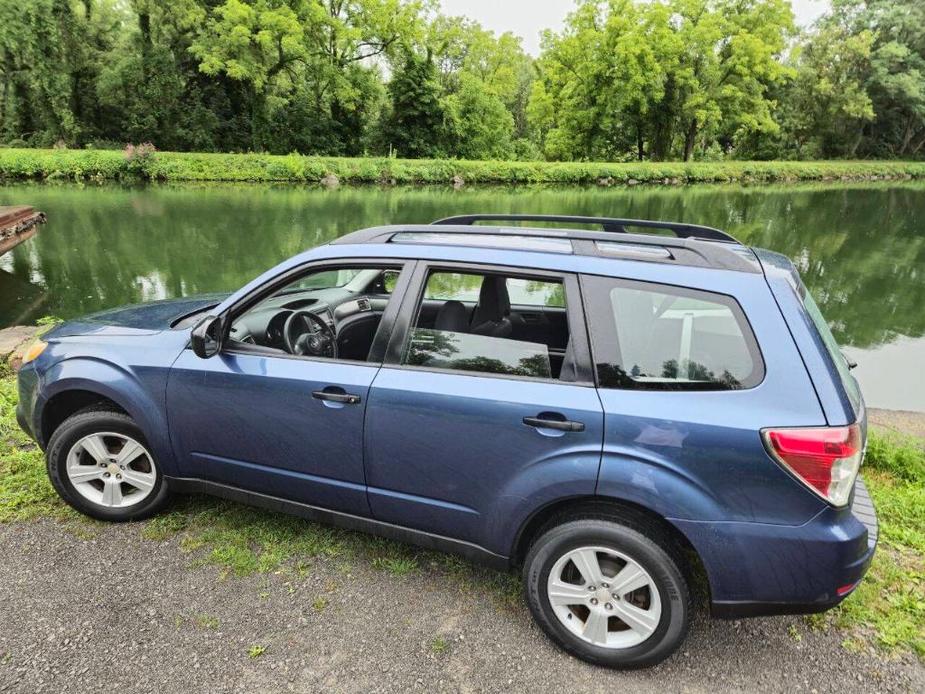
[138,10,152,71]
[636,120,644,161]
[911,129,925,155]
[899,114,915,156]
[847,124,864,158]
[683,118,697,162]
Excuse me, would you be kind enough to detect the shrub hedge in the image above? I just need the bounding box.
[2,148,925,186]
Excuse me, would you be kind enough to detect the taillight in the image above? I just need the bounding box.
[762,424,863,506]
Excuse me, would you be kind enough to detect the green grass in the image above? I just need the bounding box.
[0,367,921,656]
[2,148,925,186]
[813,432,925,657]
[0,367,71,522]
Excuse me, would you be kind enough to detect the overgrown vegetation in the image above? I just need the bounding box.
[0,1,922,162]
[0,367,922,655]
[813,431,925,656]
[2,148,925,185]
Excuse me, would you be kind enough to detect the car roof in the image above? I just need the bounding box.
[332,214,761,274]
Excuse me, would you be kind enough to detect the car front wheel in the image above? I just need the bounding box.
[523,517,690,668]
[46,407,170,521]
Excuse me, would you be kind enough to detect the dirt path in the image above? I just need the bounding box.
[868,408,925,441]
[0,518,922,694]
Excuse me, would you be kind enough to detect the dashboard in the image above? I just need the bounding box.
[228,287,386,353]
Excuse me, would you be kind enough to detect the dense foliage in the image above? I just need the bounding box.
[3,147,925,184]
[0,0,922,162]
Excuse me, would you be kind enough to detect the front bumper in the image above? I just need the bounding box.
[673,477,878,619]
[14,364,40,444]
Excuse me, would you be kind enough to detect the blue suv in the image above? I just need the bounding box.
[16,214,877,668]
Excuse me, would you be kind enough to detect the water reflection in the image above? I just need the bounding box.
[0,181,922,410]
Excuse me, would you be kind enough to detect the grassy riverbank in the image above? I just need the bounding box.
[2,148,925,186]
[0,364,922,657]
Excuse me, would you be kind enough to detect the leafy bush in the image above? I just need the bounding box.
[2,148,925,185]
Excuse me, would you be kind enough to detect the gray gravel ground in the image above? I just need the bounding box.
[0,517,922,694]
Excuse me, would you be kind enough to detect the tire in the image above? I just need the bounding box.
[523,517,690,669]
[46,406,170,522]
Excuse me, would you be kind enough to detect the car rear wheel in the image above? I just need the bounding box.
[46,407,170,521]
[523,517,690,668]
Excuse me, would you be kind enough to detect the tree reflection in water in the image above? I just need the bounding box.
[0,180,922,406]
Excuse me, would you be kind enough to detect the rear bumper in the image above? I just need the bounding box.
[673,477,878,619]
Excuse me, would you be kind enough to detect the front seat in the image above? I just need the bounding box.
[470,276,512,338]
[336,313,382,360]
[434,300,469,333]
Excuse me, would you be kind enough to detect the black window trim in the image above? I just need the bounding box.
[218,257,419,366]
[580,273,766,392]
[382,260,595,387]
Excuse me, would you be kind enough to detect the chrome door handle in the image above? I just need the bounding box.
[523,415,585,432]
[312,390,361,405]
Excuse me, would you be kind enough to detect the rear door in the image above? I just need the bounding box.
[363,262,604,556]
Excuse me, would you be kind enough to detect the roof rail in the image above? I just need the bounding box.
[431,214,739,243]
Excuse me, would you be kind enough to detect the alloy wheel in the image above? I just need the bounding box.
[546,545,662,649]
[65,432,157,509]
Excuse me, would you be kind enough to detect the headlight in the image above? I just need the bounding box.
[20,340,48,365]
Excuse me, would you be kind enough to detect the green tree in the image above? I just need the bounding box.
[95,1,222,150]
[530,0,793,162]
[428,16,534,139]
[379,49,445,158]
[0,0,105,145]
[442,72,515,159]
[786,24,876,157]
[834,0,925,157]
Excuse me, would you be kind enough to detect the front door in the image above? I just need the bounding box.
[364,264,604,555]
[167,262,410,515]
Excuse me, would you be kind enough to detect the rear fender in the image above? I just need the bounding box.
[482,448,603,557]
[596,450,724,523]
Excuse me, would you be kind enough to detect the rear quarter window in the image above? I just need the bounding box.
[801,289,862,412]
[583,276,764,391]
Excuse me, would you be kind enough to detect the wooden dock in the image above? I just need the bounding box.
[0,205,46,257]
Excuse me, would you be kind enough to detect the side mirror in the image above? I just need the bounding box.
[190,315,223,359]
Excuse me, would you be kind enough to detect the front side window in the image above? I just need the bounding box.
[584,276,763,390]
[228,265,402,361]
[400,270,574,381]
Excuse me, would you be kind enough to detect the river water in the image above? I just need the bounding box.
[1,181,922,411]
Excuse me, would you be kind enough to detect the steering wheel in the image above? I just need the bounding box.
[282,310,338,358]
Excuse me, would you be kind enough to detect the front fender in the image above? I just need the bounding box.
[37,356,178,476]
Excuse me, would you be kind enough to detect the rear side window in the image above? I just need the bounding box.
[583,276,763,390]
[400,270,575,381]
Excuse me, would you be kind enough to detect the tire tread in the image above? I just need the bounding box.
[46,408,169,522]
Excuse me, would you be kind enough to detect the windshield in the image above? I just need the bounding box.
[275,269,364,295]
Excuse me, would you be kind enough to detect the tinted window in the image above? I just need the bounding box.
[424,272,564,307]
[802,289,861,411]
[401,270,573,380]
[405,329,552,378]
[584,276,763,390]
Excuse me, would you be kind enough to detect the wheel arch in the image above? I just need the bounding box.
[37,358,177,475]
[41,389,128,444]
[511,495,710,601]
